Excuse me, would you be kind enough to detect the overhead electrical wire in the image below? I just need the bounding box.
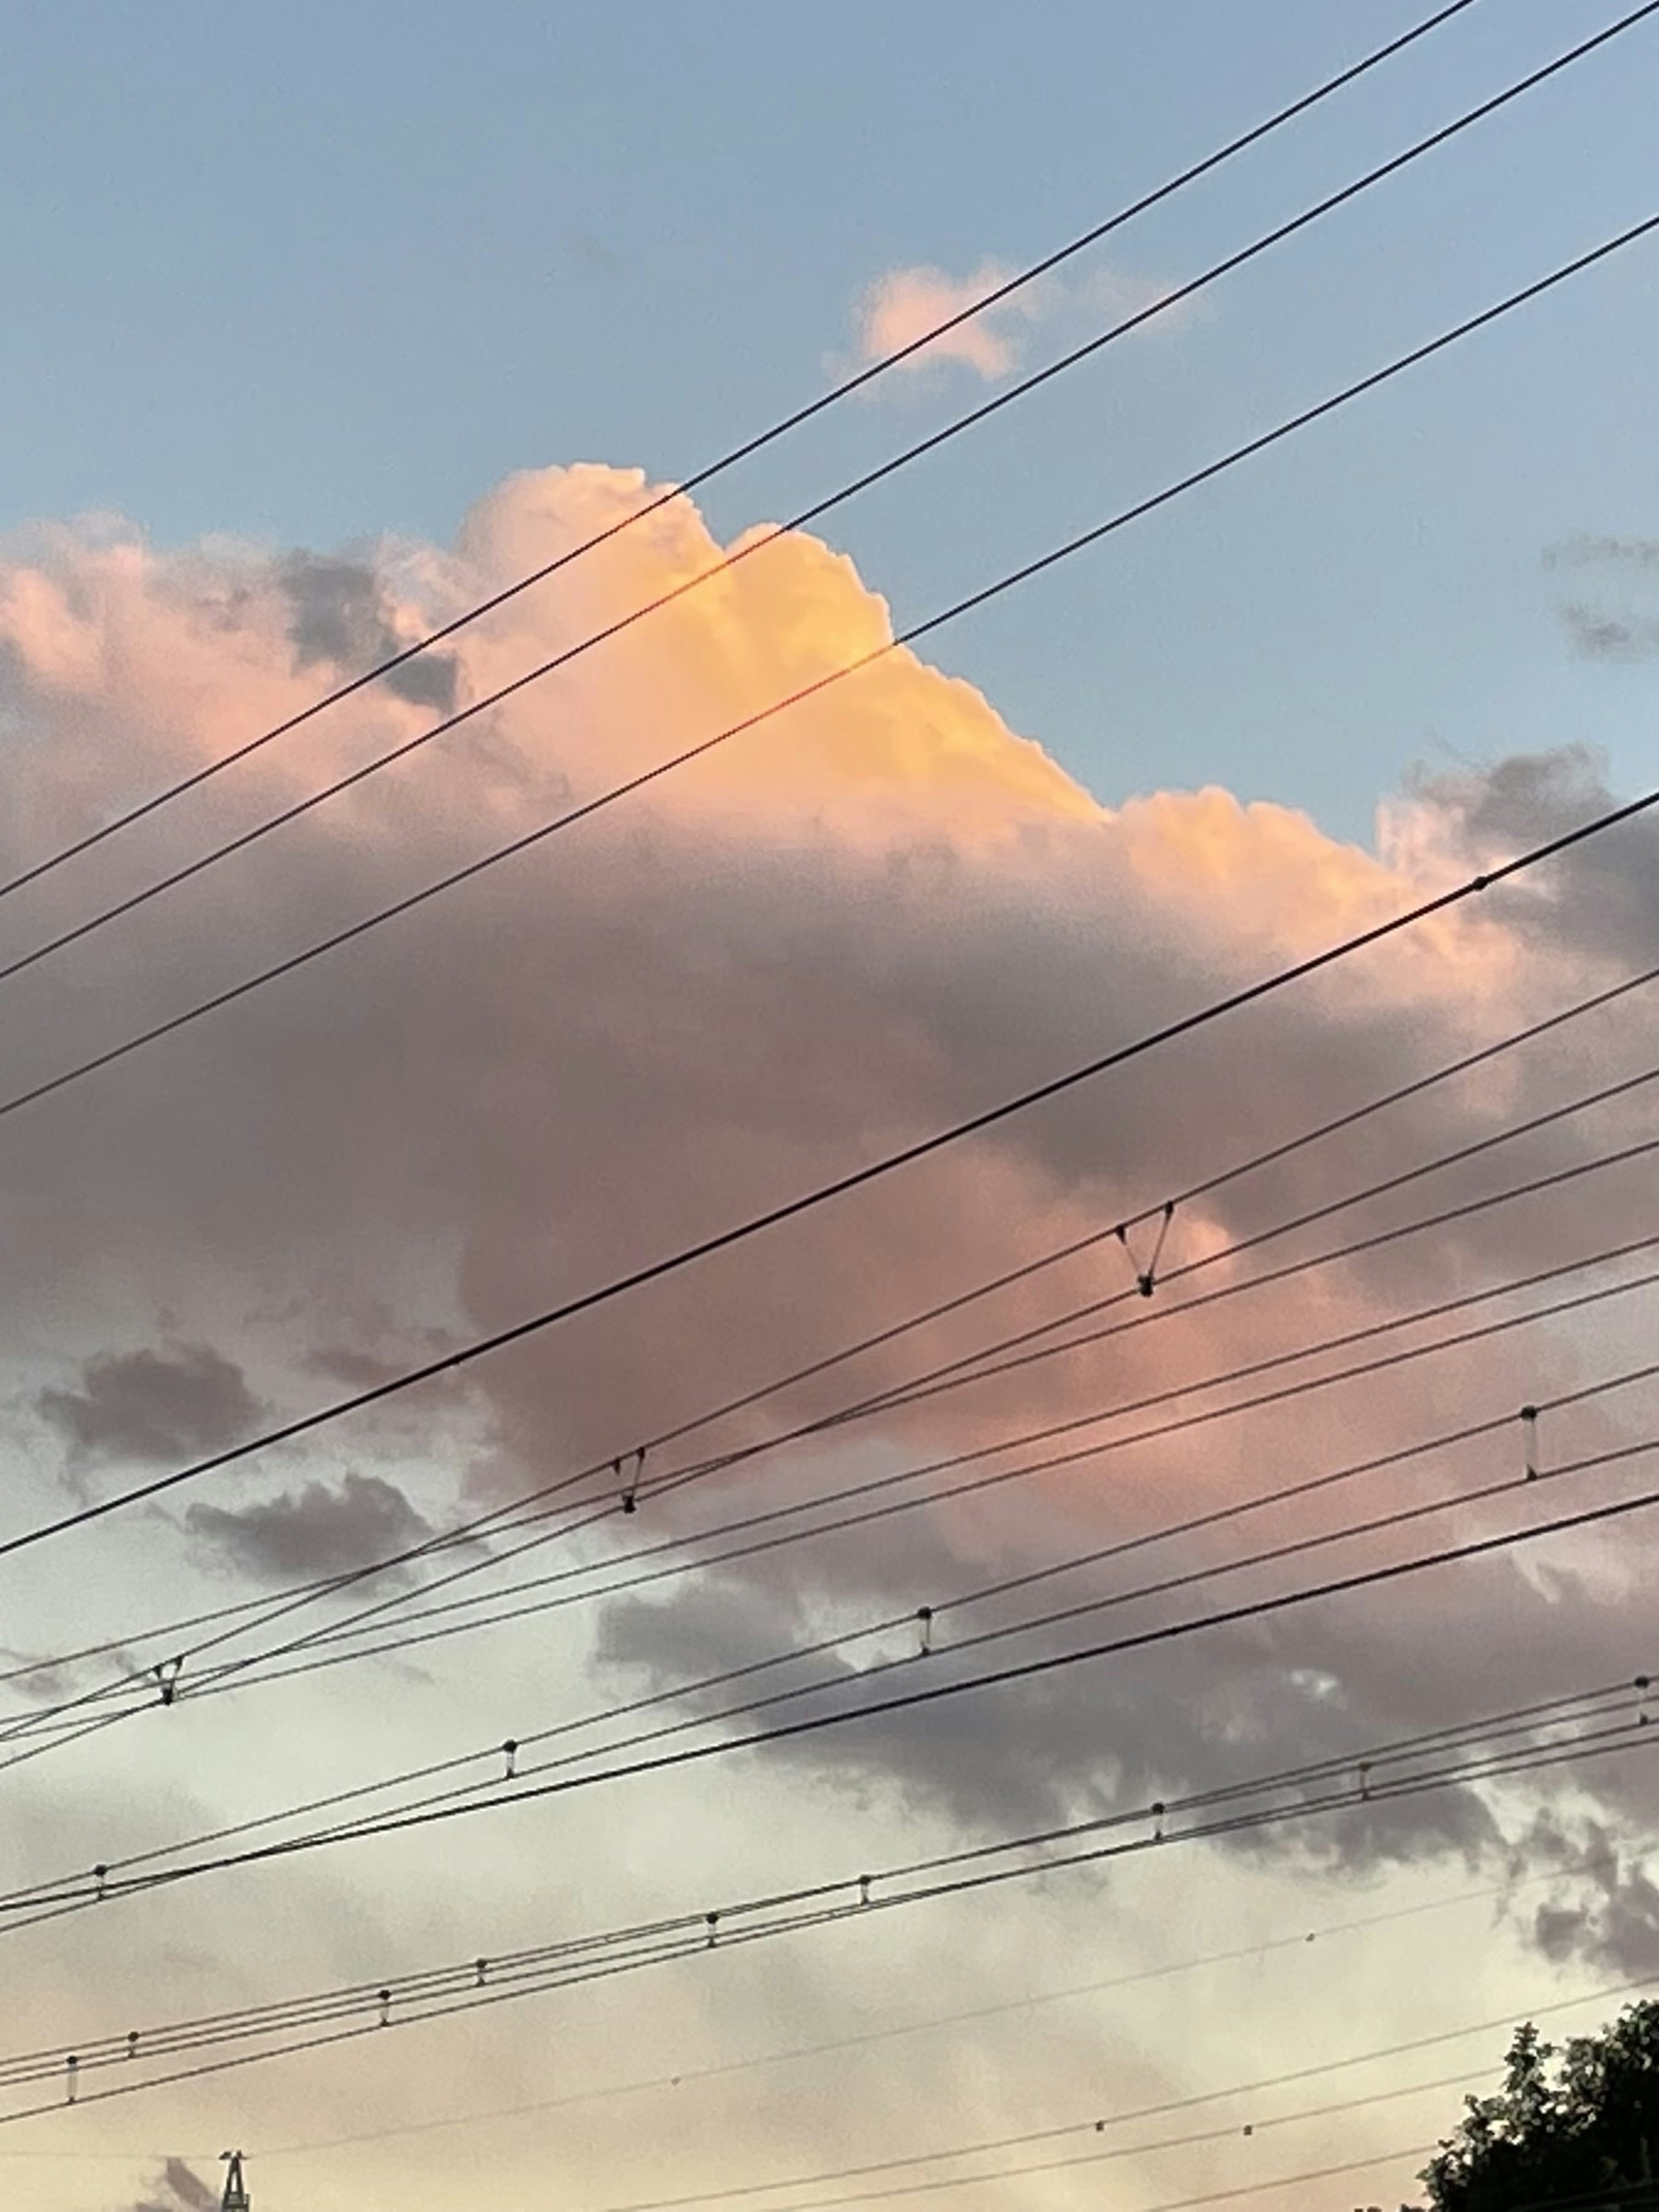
[240,1888,1646,2160]
[0,0,1485,913]
[480,1984,1659,2212]
[2,6,1647,1007]
[12,1067,1659,1761]
[9,1442,1659,1923]
[9,950,1656,1736]
[1,1678,1651,2122]
[10,1127,1658,1769]
[149,1237,1659,1693]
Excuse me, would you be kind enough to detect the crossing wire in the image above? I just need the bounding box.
[9,1450,1659,1924]
[9,949,1656,1735]
[0,1688,1653,2124]
[11,1135,1658,1763]
[1,4,1643,997]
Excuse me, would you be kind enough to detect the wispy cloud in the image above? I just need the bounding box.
[849,256,1191,386]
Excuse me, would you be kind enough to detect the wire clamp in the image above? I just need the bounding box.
[125,2031,139,2062]
[706,1910,720,1950]
[475,1957,489,1988]
[502,1738,518,1780]
[1358,1760,1371,1802]
[378,1988,392,2029]
[65,2056,78,2106]
[153,1657,183,1707]
[94,1863,108,1902]
[858,1874,872,1907]
[915,1605,934,1658]
[1638,1675,1651,1729]
[1150,1800,1166,1843]
[622,1446,645,1515]
[1116,1201,1175,1298]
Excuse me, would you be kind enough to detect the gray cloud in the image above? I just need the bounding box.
[1509,1815,1659,1977]
[36,1345,261,1468]
[186,1471,435,1584]
[1546,536,1659,662]
[131,2158,217,2212]
[1559,603,1659,662]
[281,549,458,710]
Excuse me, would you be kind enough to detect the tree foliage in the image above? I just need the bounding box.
[1398,2001,1659,2210]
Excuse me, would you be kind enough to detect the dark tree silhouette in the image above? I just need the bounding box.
[1379,2002,1659,2211]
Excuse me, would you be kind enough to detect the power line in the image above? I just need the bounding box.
[156,1215,1659,1699]
[12,1444,1659,1918]
[10,954,1653,1740]
[0,0,1482,913]
[4,5,1642,1000]
[16,1688,1653,2051]
[241,1882,1643,2161]
[12,1152,1656,1767]
[1,1685,1650,2120]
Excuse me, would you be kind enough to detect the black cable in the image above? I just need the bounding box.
[12,1132,1657,1766]
[15,1452,1659,1922]
[12,954,1653,1741]
[2,1676,1639,2059]
[242,1922,1649,2161]
[0,0,1483,914]
[14,1183,1653,1770]
[165,1225,1659,1695]
[2,1700,1650,2123]
[5,1314,1644,1909]
[3,195,1656,1162]
[3,4,1637,998]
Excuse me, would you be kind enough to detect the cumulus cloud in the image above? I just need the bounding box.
[1,465,1657,1974]
[851,257,1185,383]
[36,1345,261,1468]
[186,1470,435,1584]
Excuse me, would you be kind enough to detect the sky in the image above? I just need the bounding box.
[1,6,1659,2212]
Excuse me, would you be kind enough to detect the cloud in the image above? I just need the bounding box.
[1,467,1657,1980]
[185,1470,436,1584]
[35,1344,261,1467]
[130,2159,217,2212]
[851,257,1185,384]
[281,548,459,709]
[1546,536,1659,662]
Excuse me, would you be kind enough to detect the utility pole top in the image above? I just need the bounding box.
[220,2149,250,2211]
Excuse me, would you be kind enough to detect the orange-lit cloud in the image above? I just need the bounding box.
[0,464,1654,1987]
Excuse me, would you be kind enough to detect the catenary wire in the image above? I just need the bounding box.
[156,1204,1659,1698]
[241,1885,1645,2160]
[10,1456,1659,1923]
[9,951,1655,1735]
[0,0,1483,912]
[7,522,1659,1579]
[1,1694,1652,2120]
[2,1678,1643,2058]
[12,1152,1657,1767]
[11,1111,1659,1767]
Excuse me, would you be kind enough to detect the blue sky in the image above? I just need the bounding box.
[1,0,1654,830]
